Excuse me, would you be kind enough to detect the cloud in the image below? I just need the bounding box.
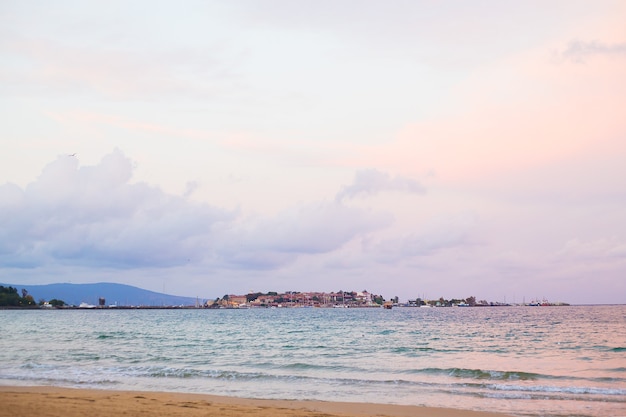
[558,40,626,63]
[0,150,234,269]
[0,151,397,274]
[335,169,426,202]
[556,238,626,261]
[183,181,199,199]
[363,212,476,264]
[217,202,394,270]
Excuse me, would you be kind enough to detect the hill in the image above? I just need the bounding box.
[0,282,199,307]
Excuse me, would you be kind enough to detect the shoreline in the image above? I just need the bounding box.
[0,385,514,417]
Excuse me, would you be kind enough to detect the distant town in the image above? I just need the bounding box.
[0,285,569,309]
[203,291,569,309]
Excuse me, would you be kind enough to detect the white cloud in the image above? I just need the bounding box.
[0,150,234,269]
[0,152,396,274]
[335,169,426,202]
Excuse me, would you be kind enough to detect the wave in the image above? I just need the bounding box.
[391,346,464,354]
[0,373,121,387]
[413,347,463,352]
[145,367,247,380]
[6,363,625,409]
[489,383,626,397]
[278,362,345,371]
[589,345,626,352]
[405,367,626,385]
[4,364,121,387]
[404,367,544,380]
[17,360,624,387]
[95,331,132,339]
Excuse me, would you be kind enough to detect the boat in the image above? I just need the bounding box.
[78,302,96,309]
[383,302,393,309]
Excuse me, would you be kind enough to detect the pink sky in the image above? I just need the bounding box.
[1,1,625,304]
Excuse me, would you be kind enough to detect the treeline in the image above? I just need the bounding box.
[0,286,66,307]
[412,296,479,307]
[0,286,36,307]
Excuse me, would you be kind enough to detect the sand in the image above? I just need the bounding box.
[0,386,514,417]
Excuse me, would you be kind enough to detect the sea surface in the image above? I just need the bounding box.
[1,305,625,417]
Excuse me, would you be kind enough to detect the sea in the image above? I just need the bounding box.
[1,305,625,417]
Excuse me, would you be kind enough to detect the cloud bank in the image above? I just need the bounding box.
[0,150,234,269]
[0,151,396,274]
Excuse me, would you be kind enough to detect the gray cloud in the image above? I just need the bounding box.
[335,169,426,203]
[559,40,626,63]
[0,150,234,269]
[0,152,396,274]
[183,180,199,199]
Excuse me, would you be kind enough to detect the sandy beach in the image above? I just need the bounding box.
[0,386,514,417]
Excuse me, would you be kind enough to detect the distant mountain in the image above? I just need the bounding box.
[0,282,199,307]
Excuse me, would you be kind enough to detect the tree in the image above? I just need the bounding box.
[48,299,66,307]
[372,295,384,305]
[0,286,36,307]
[0,286,20,306]
[246,292,261,302]
[21,294,35,306]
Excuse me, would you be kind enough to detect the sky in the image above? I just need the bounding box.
[1,1,625,304]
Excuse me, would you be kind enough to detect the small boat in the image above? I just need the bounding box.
[383,302,393,309]
[78,302,96,309]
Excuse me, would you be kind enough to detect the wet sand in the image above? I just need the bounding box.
[0,386,514,417]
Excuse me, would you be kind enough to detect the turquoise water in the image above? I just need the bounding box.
[1,305,625,416]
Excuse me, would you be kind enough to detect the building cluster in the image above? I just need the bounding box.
[205,292,570,309]
[206,290,384,308]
